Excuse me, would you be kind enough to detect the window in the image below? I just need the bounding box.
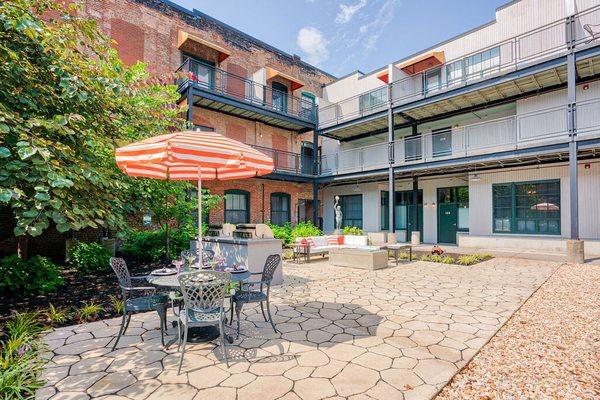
[224,189,249,224]
[381,191,389,231]
[493,180,560,235]
[182,54,215,89]
[446,59,464,86]
[359,87,387,114]
[300,92,316,121]
[339,194,363,228]
[431,128,452,157]
[465,46,500,80]
[404,135,422,162]
[271,81,288,113]
[424,68,441,94]
[270,192,291,226]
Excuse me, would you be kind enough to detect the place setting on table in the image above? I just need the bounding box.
[145,253,250,344]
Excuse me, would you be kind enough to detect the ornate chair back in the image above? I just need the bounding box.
[110,257,132,299]
[178,271,231,315]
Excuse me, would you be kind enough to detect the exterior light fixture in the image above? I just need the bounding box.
[470,173,481,182]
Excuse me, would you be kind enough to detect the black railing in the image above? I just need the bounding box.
[176,58,317,124]
[251,145,315,175]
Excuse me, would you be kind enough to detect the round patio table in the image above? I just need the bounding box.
[147,269,250,344]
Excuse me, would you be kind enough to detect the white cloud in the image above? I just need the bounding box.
[297,27,329,65]
[358,0,398,50]
[335,0,367,24]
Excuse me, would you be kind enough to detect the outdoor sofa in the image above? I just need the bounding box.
[294,234,370,261]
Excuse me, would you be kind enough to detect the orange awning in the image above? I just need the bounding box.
[266,67,304,91]
[397,51,445,75]
[376,70,389,83]
[177,30,230,63]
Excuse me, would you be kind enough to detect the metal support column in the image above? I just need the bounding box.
[387,83,395,233]
[566,14,579,240]
[187,87,194,126]
[412,176,419,237]
[312,108,320,227]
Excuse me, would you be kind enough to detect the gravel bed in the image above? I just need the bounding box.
[437,263,600,400]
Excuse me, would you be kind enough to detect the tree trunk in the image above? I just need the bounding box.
[17,234,30,260]
[165,222,170,260]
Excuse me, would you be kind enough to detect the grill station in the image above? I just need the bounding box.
[232,224,274,239]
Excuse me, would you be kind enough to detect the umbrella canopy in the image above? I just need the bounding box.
[115,130,274,265]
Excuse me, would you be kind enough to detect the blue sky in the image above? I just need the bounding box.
[170,0,508,77]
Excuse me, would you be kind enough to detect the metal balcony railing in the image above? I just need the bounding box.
[319,99,600,176]
[319,5,600,128]
[251,145,315,176]
[176,58,318,124]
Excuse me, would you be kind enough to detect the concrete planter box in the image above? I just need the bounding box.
[329,247,388,270]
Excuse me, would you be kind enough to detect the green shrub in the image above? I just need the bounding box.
[44,304,69,327]
[290,221,322,241]
[268,222,293,245]
[0,312,45,399]
[121,226,195,261]
[420,254,431,262]
[430,254,444,263]
[342,226,363,236]
[76,302,104,323]
[441,256,455,264]
[398,252,410,260]
[0,255,63,296]
[457,255,478,265]
[69,242,111,274]
[474,253,493,262]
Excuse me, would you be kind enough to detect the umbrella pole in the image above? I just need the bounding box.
[198,168,203,267]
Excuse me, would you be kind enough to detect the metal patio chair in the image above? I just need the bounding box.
[177,270,231,374]
[232,254,280,337]
[109,257,169,351]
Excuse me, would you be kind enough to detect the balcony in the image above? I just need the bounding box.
[176,58,317,132]
[251,145,315,177]
[319,5,600,138]
[319,97,600,176]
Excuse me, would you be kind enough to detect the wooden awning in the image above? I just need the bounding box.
[177,30,230,63]
[266,67,304,91]
[397,51,445,75]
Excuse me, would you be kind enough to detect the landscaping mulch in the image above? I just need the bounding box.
[0,258,167,326]
[436,262,600,400]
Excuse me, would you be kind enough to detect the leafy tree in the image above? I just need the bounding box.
[0,0,186,257]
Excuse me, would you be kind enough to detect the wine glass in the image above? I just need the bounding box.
[172,259,184,275]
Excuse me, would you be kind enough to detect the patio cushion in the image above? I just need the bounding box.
[312,236,328,246]
[326,235,339,244]
[344,235,368,247]
[310,245,330,253]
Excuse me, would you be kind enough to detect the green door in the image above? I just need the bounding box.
[438,203,458,244]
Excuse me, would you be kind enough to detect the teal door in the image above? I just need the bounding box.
[438,203,458,244]
[437,187,469,244]
[407,204,424,242]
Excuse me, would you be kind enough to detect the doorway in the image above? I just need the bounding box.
[437,186,469,244]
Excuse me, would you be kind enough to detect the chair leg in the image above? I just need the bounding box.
[219,319,229,367]
[176,318,182,351]
[235,302,243,338]
[177,326,188,375]
[157,307,166,347]
[260,302,268,322]
[230,298,234,325]
[112,312,127,351]
[123,313,132,333]
[265,299,277,333]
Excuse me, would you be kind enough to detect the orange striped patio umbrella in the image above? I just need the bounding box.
[115,130,274,264]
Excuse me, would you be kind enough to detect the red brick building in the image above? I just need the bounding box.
[83,0,335,227]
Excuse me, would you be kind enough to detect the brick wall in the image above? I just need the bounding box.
[203,178,313,226]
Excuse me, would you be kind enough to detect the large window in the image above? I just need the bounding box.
[359,87,387,114]
[224,189,249,224]
[339,194,363,229]
[300,92,316,121]
[446,59,464,86]
[182,54,215,89]
[465,46,500,80]
[493,180,561,235]
[271,81,288,113]
[270,192,291,226]
[424,68,441,94]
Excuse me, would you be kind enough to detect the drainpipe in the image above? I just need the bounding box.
[261,183,265,223]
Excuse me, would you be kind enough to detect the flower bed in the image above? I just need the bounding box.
[396,251,494,266]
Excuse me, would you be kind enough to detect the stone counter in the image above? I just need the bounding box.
[191,237,284,284]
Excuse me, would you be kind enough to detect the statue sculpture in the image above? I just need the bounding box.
[334,195,343,233]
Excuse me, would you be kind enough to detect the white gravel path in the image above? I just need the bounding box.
[437,262,600,400]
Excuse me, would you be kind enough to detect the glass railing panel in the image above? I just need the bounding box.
[576,98,600,137]
[516,107,567,142]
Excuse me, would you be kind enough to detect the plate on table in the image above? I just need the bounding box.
[151,268,177,276]
[226,266,248,274]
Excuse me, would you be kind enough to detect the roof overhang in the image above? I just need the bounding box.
[398,51,445,75]
[177,30,230,63]
[376,70,389,83]
[266,67,304,91]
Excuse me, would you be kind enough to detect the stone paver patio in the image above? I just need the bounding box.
[38,257,557,400]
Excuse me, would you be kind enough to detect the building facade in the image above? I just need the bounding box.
[82,0,335,227]
[316,0,600,257]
